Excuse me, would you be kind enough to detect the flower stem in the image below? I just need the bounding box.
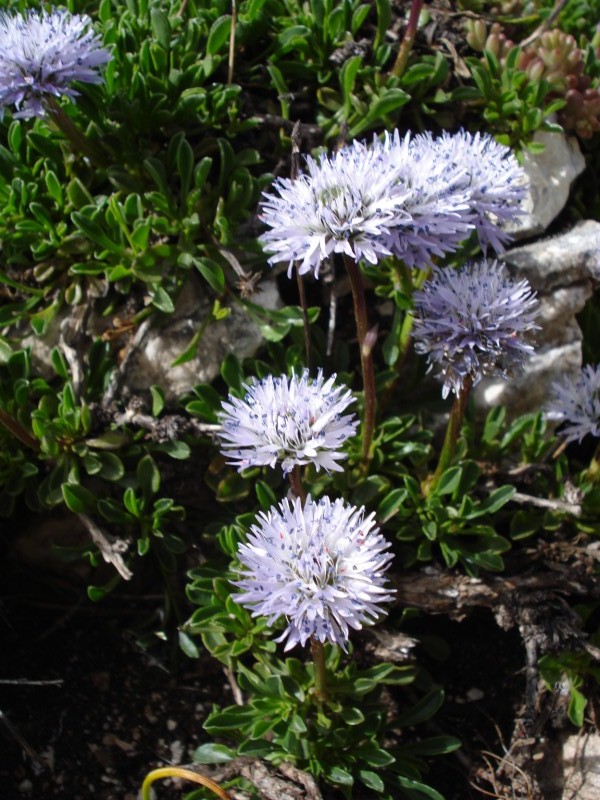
[141,767,231,800]
[0,409,39,451]
[391,0,424,78]
[311,637,328,702]
[343,254,376,470]
[426,376,473,495]
[289,464,306,504]
[289,121,312,369]
[45,96,107,167]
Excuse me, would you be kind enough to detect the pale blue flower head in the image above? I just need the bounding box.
[218,370,358,475]
[234,495,395,650]
[428,130,527,254]
[382,130,475,268]
[412,260,540,398]
[0,8,111,119]
[546,364,600,443]
[259,137,405,277]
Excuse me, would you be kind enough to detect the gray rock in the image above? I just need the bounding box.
[125,275,281,402]
[562,732,600,800]
[511,131,587,240]
[504,220,600,290]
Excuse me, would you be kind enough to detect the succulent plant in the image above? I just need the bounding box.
[466,19,600,138]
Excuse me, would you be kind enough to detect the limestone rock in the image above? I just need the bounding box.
[511,131,587,240]
[562,732,600,800]
[125,276,281,402]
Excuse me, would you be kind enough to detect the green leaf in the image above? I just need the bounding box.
[150,385,165,417]
[327,766,354,786]
[395,688,444,727]
[220,353,243,393]
[475,485,515,515]
[62,483,96,514]
[150,286,175,313]
[378,488,408,522]
[71,211,121,254]
[340,707,365,725]
[359,770,385,792]
[97,452,125,482]
[151,8,171,48]
[137,455,160,499]
[194,257,225,294]
[434,465,462,495]
[177,137,194,200]
[207,16,231,55]
[193,743,235,764]
[341,55,362,105]
[568,687,587,727]
[356,741,395,767]
[123,487,139,517]
[45,170,63,206]
[178,630,200,659]
[255,480,277,510]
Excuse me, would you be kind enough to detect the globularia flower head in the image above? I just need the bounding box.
[234,495,395,650]
[429,130,527,254]
[0,8,111,120]
[412,260,540,398]
[546,364,600,443]
[382,130,475,269]
[259,137,405,277]
[259,129,525,277]
[218,370,358,474]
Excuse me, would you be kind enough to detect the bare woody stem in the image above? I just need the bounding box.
[343,254,376,469]
[427,375,473,495]
[290,120,312,368]
[45,96,107,167]
[310,637,328,702]
[391,0,424,78]
[289,464,306,503]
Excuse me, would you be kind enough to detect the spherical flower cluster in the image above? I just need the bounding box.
[259,129,527,277]
[412,260,540,398]
[428,130,527,253]
[0,8,111,120]
[259,137,406,278]
[217,370,358,475]
[234,495,395,650]
[546,364,600,443]
[381,130,474,269]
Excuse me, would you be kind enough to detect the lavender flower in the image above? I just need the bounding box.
[259,137,405,278]
[546,364,600,443]
[218,370,358,474]
[412,260,540,398]
[259,129,525,277]
[234,495,395,650]
[427,130,527,254]
[382,130,475,269]
[0,8,111,120]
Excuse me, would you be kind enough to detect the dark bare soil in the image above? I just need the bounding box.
[0,562,569,800]
[0,568,224,800]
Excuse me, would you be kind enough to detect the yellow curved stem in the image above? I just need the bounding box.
[141,767,232,800]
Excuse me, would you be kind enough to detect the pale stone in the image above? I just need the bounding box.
[125,276,282,402]
[562,732,600,800]
[504,220,600,290]
[510,132,587,240]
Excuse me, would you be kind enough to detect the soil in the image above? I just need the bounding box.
[1,546,589,800]
[0,577,222,800]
